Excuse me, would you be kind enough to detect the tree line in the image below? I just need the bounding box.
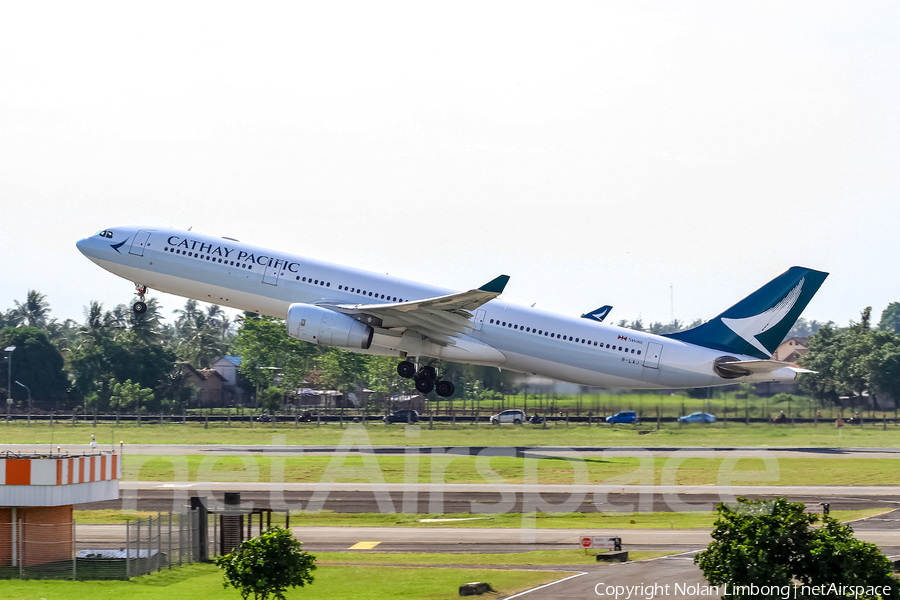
[0,290,516,413]
[800,304,900,410]
[4,288,892,414]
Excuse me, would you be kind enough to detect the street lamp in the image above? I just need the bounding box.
[4,346,15,423]
[15,381,31,412]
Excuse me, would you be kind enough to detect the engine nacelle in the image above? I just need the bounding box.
[286,304,373,350]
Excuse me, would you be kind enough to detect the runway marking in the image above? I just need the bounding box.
[349,542,381,550]
[417,517,492,523]
[156,483,195,488]
[504,572,588,598]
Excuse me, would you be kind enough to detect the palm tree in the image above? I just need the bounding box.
[179,312,227,368]
[172,299,201,337]
[79,301,117,346]
[124,298,163,343]
[45,318,79,352]
[10,290,51,328]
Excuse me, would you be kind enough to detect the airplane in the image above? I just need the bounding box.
[76,226,828,395]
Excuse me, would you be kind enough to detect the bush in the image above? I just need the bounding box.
[696,497,898,599]
[215,526,316,600]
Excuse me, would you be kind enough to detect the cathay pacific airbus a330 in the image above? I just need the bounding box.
[76,226,827,395]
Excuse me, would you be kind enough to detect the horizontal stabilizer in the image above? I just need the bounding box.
[716,359,789,376]
[714,359,815,377]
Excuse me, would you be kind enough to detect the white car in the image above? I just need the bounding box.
[490,409,527,425]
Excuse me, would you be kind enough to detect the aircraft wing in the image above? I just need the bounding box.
[715,359,814,377]
[323,275,510,346]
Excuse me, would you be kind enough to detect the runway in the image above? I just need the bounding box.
[60,443,899,599]
[95,484,900,517]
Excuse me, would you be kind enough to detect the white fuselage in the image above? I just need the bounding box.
[76,226,800,389]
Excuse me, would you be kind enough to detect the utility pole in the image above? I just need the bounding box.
[5,347,15,422]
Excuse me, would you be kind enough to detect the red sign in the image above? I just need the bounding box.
[580,537,592,549]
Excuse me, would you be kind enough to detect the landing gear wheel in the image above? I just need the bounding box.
[435,380,454,397]
[417,365,437,381]
[415,378,435,394]
[397,361,416,379]
[133,301,147,314]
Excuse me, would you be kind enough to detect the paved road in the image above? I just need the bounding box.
[87,486,900,516]
[505,552,719,599]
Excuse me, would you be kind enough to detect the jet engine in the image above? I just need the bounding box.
[286,303,373,350]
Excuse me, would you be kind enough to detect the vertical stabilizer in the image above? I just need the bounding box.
[663,267,828,359]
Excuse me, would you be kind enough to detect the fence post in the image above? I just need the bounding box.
[168,511,173,569]
[72,520,77,580]
[188,510,194,563]
[136,517,142,576]
[18,519,23,579]
[157,512,162,572]
[126,519,130,579]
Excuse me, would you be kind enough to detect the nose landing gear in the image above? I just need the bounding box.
[397,360,455,397]
[133,284,149,314]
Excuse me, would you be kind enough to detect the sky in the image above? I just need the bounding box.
[0,2,897,329]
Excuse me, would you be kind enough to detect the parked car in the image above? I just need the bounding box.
[678,412,716,424]
[490,409,527,425]
[384,409,419,424]
[605,411,639,424]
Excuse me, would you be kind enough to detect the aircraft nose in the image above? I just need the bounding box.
[76,236,96,258]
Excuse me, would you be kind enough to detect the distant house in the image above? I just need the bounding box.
[210,356,248,405]
[177,357,248,407]
[772,337,809,364]
[180,364,229,407]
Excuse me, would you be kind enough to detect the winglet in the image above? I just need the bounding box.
[479,275,510,294]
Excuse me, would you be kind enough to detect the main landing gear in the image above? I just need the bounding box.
[397,360,455,397]
[133,284,148,314]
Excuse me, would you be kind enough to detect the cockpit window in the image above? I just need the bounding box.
[96,230,114,239]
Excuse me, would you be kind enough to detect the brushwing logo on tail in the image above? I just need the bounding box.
[720,278,804,357]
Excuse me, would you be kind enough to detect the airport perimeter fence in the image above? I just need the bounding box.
[0,508,217,580]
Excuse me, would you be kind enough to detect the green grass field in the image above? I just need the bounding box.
[120,453,900,486]
[0,562,565,600]
[3,420,899,447]
[73,509,890,528]
[314,549,672,565]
